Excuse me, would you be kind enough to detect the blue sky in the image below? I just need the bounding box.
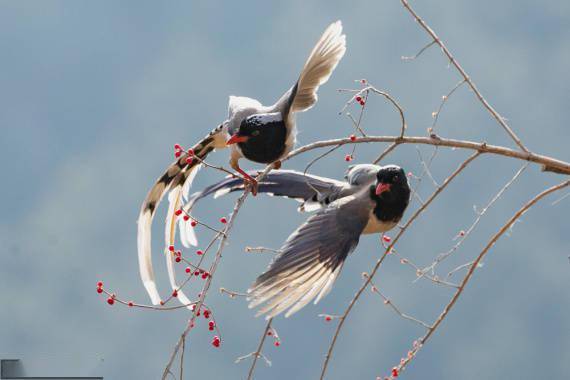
[1,1,569,379]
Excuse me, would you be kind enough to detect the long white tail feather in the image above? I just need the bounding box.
[291,20,346,113]
[165,187,193,309]
[177,164,201,248]
[137,211,162,304]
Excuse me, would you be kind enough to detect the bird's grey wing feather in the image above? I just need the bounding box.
[182,170,349,214]
[273,21,346,117]
[248,194,371,318]
[345,164,381,186]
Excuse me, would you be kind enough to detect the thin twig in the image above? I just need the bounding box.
[244,246,281,254]
[247,319,273,380]
[373,142,400,164]
[430,79,467,133]
[401,40,437,61]
[399,0,529,152]
[423,162,529,275]
[363,273,431,329]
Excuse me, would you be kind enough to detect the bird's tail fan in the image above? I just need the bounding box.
[137,125,225,305]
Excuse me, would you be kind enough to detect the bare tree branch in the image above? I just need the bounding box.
[394,180,570,376]
[286,136,570,174]
[398,0,529,152]
[246,319,273,380]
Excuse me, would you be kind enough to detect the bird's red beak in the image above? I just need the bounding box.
[226,134,249,145]
[375,183,391,195]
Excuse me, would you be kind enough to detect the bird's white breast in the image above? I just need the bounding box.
[363,209,397,234]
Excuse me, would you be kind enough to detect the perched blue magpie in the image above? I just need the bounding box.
[137,22,347,305]
[185,164,411,318]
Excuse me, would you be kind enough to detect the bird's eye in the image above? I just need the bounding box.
[251,130,260,136]
[393,174,399,181]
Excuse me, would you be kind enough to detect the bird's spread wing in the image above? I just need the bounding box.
[345,164,381,186]
[276,21,346,116]
[182,170,349,215]
[248,194,371,318]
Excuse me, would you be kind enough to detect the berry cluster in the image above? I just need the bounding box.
[173,144,195,164]
[266,328,281,347]
[355,95,366,106]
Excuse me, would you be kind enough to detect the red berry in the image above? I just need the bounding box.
[201,273,208,279]
[174,151,182,158]
[459,230,465,236]
[185,157,193,165]
[96,287,103,294]
[212,336,221,347]
[187,149,194,156]
[160,300,165,306]
[175,256,181,263]
[383,235,391,243]
[350,134,356,141]
[194,270,200,276]
[168,245,175,252]
[345,155,352,162]
[196,250,203,256]
[174,209,183,216]
[174,144,182,150]
[172,290,178,297]
[208,321,215,330]
[219,217,227,224]
[183,215,190,221]
[185,267,191,274]
[128,301,134,307]
[355,96,362,102]
[190,220,198,227]
[359,100,366,106]
[392,367,399,377]
[325,316,332,322]
[97,281,103,287]
[274,341,280,347]
[203,310,210,319]
[267,331,273,336]
[107,297,114,305]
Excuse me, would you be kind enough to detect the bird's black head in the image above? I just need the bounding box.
[226,114,287,164]
[370,165,411,222]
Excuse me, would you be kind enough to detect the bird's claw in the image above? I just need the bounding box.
[243,177,258,196]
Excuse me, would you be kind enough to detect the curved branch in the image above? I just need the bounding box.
[286,136,570,175]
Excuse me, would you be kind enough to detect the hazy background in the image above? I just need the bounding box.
[1,1,569,379]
